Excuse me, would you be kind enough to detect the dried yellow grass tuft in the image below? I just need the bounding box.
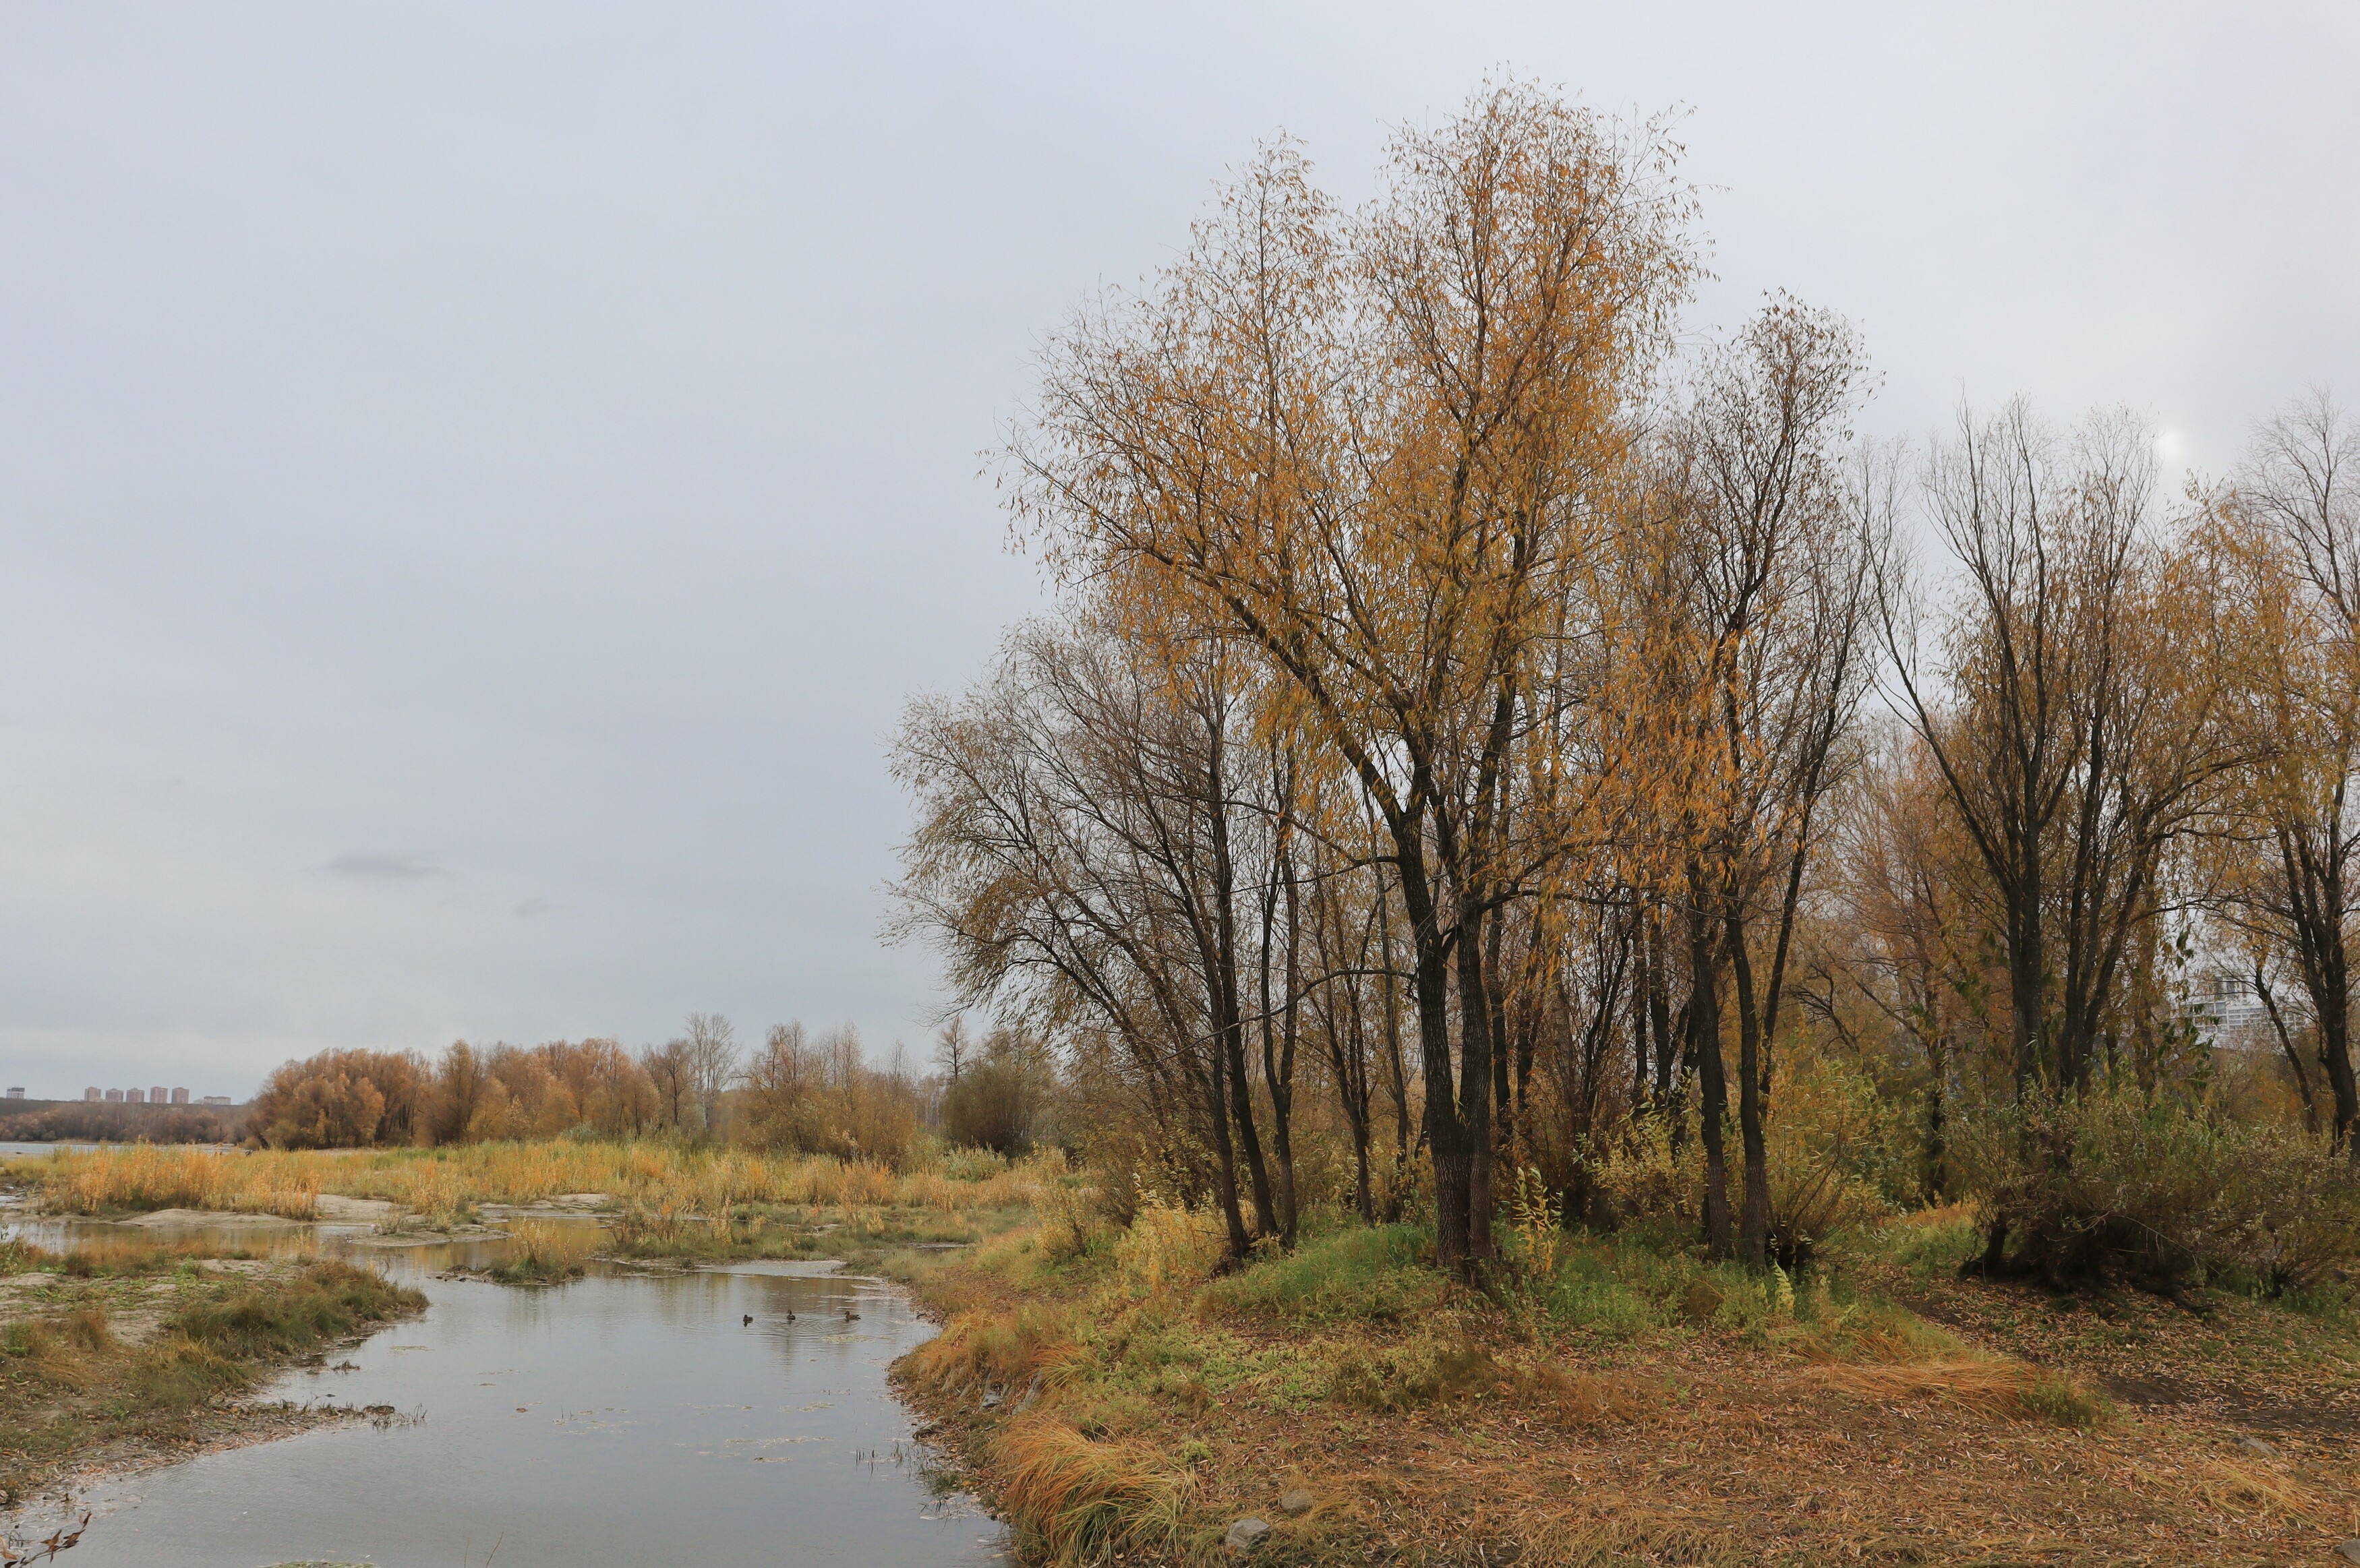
[1808,1355,2109,1426]
[988,1412,1192,1565]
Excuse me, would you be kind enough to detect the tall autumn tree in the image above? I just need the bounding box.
[2206,394,2360,1145]
[1638,301,1880,1263]
[1009,86,1694,1279]
[1883,406,2244,1275]
[891,615,1297,1261]
[1884,406,2237,1099]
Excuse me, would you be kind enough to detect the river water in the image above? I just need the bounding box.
[0,1214,1010,1567]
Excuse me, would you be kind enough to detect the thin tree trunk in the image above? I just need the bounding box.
[1456,902,1498,1279]
[2253,964,2319,1139]
[1200,1026,1252,1261]
[2007,856,2046,1096]
[1376,865,1413,1166]
[1397,836,1473,1277]
[1688,878,1732,1259]
[1924,1018,1949,1203]
[1207,744,1278,1238]
[1632,901,1654,1109]
[1487,913,1512,1152]
[1262,831,1301,1245]
[1728,897,1771,1271]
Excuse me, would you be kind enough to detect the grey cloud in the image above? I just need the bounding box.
[327,852,447,880]
[0,3,2351,1099]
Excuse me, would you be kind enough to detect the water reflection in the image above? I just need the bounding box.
[0,1219,1007,1567]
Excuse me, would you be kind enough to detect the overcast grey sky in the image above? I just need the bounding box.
[1,3,2353,1098]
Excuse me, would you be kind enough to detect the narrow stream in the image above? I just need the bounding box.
[1,1210,1011,1567]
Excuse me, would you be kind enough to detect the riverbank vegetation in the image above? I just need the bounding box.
[3,1140,1061,1228]
[873,78,2360,1561]
[895,1205,2360,1563]
[0,1237,422,1507]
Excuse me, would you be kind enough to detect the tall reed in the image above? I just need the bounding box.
[8,1141,1061,1222]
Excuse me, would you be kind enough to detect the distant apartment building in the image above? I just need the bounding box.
[67,1084,212,1106]
[2190,974,2274,1041]
[4,1087,22,1099]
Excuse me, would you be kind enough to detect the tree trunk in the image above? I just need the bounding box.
[1456,903,1499,1280]
[1201,1025,1253,1262]
[1376,867,1413,1167]
[1650,899,1679,1110]
[1208,781,1279,1239]
[1924,1015,1950,1203]
[1398,839,1473,1277]
[2007,866,2045,1096]
[1728,899,1771,1270]
[1262,839,1301,1245]
[1487,915,1512,1152]
[1632,905,1655,1108]
[1687,881,1732,1259]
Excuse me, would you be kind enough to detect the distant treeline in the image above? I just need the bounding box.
[246,1021,1050,1167]
[0,1101,243,1145]
[251,1038,707,1151]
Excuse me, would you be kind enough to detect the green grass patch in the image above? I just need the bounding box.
[1196,1224,1440,1322]
[2,1257,425,1505]
[1882,1211,1986,1284]
[169,1259,425,1357]
[2017,1366,2114,1428]
[1544,1239,1694,1339]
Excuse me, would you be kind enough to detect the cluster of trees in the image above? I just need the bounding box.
[935,1019,1058,1155]
[892,82,2360,1288]
[0,1101,239,1145]
[251,1037,696,1149]
[245,1013,983,1166]
[739,1022,922,1162]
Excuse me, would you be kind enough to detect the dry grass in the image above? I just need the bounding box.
[5,1141,1063,1226]
[900,1265,1196,1564]
[480,1220,600,1285]
[1806,1354,2109,1424]
[2186,1454,2320,1521]
[1,1258,423,1505]
[902,1303,1088,1399]
[10,1145,320,1219]
[1514,1358,1647,1426]
[989,1412,1194,1564]
[895,1209,2360,1565]
[51,1236,252,1277]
